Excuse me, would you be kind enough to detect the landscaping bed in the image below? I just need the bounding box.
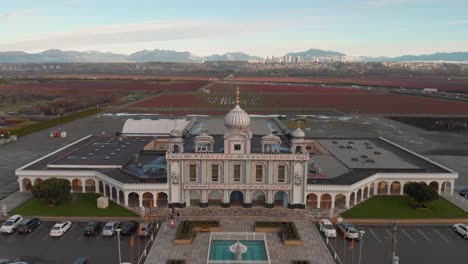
[255,221,303,245]
[174,220,221,245]
[341,196,468,219]
[12,193,138,217]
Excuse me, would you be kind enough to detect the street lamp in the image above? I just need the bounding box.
[116,228,122,264]
[358,230,366,264]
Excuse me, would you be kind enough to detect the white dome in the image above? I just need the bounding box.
[195,132,213,141]
[170,129,183,138]
[225,105,250,129]
[292,128,305,138]
[262,133,280,141]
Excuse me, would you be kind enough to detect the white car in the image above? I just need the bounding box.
[453,223,468,239]
[337,222,360,240]
[319,219,337,238]
[102,221,120,236]
[49,221,72,237]
[0,214,23,234]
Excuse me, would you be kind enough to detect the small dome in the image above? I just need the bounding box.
[262,133,280,141]
[292,127,305,138]
[195,131,213,141]
[225,105,250,129]
[170,129,183,138]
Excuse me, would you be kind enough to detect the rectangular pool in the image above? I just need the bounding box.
[209,240,268,261]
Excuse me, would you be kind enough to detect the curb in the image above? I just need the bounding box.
[343,218,468,226]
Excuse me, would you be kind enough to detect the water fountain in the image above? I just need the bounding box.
[229,240,248,260]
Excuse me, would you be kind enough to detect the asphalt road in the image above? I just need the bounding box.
[320,225,468,264]
[0,220,159,264]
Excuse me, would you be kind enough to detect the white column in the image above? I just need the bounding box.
[437,182,442,195]
[124,192,129,206]
[331,195,335,209]
[373,183,378,195]
[400,182,405,195]
[450,180,455,195]
[18,178,24,192]
[387,183,391,195]
[154,192,158,208]
[345,194,350,209]
[82,181,86,193]
[360,189,364,202]
[109,186,113,200]
[116,190,120,204]
[95,180,99,194]
[316,194,321,209]
[138,192,143,208]
[103,184,107,197]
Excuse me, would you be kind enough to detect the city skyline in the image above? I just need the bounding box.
[1,0,467,57]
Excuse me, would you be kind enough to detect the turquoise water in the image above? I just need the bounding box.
[209,240,268,261]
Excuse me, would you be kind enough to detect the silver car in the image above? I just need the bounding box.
[337,222,360,240]
[138,222,154,237]
[102,221,120,236]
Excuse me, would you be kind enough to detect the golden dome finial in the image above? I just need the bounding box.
[235,87,240,105]
[297,119,301,129]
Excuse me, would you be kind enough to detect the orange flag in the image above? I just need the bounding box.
[130,235,135,248]
[349,238,355,251]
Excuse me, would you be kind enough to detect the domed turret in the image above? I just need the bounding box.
[170,129,183,138]
[292,127,305,138]
[224,87,250,129]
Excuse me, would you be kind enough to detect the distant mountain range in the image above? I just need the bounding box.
[0,48,467,63]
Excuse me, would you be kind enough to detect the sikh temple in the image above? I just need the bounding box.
[16,89,457,210]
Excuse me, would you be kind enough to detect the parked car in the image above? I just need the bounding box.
[84,221,101,236]
[17,218,41,234]
[453,223,468,239]
[337,222,360,240]
[458,189,468,197]
[121,221,138,236]
[50,221,72,237]
[0,215,23,234]
[72,258,90,264]
[138,222,154,237]
[0,259,10,264]
[102,221,120,236]
[319,219,337,238]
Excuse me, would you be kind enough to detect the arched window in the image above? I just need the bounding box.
[173,145,180,153]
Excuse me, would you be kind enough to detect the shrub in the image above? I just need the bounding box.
[175,220,219,240]
[31,178,71,205]
[404,182,439,208]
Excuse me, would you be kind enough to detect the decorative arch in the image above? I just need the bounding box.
[119,190,125,205]
[157,192,168,208]
[230,190,244,206]
[363,186,369,199]
[34,178,44,185]
[390,181,401,195]
[429,181,439,191]
[306,193,318,209]
[98,181,104,194]
[441,181,452,193]
[208,190,222,207]
[189,190,200,207]
[85,179,96,193]
[111,187,118,201]
[350,192,356,206]
[356,189,363,203]
[128,192,140,208]
[369,183,375,196]
[22,178,32,191]
[320,193,332,210]
[71,179,83,193]
[377,181,388,194]
[334,194,346,209]
[142,192,154,208]
[104,185,110,197]
[252,190,266,207]
[274,191,288,207]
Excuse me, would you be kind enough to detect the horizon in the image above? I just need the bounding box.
[1,0,467,57]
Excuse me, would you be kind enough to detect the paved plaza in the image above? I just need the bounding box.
[145,216,334,264]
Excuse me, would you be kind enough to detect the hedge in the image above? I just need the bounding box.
[292,261,311,264]
[166,261,185,264]
[255,221,301,240]
[175,220,220,240]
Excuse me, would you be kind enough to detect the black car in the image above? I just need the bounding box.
[459,188,468,197]
[121,221,138,236]
[17,218,41,234]
[83,221,101,236]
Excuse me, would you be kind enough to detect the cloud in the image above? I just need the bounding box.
[0,18,317,52]
[441,20,468,25]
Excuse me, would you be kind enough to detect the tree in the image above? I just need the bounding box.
[403,182,439,208]
[31,178,71,205]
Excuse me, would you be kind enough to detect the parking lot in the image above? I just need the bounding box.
[0,220,160,264]
[320,225,468,264]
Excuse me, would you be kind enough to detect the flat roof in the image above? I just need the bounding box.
[122,118,190,135]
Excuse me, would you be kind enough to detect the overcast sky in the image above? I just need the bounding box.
[1,0,467,57]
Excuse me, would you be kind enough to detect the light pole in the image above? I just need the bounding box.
[392,225,399,264]
[116,228,122,264]
[358,230,366,264]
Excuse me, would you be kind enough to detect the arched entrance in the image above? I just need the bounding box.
[390,181,401,195]
[157,192,168,208]
[441,181,451,193]
[230,190,244,207]
[357,189,363,203]
[306,193,318,209]
[377,181,388,195]
[429,181,439,192]
[128,192,140,208]
[98,181,104,194]
[142,192,154,208]
[369,183,375,196]
[363,186,369,199]
[350,192,356,206]
[334,194,346,209]
[22,178,32,191]
[71,179,82,193]
[208,190,222,207]
[320,194,332,210]
[252,190,266,207]
[119,190,125,205]
[105,185,110,197]
[189,190,200,207]
[34,178,43,185]
[85,179,96,193]
[274,191,288,207]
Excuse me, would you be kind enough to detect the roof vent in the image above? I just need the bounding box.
[94,149,100,152]
[88,153,94,156]
[366,146,373,149]
[346,145,353,149]
[126,142,130,145]
[374,151,381,155]
[339,145,345,149]
[100,145,105,148]
[366,159,375,163]
[110,153,116,155]
[364,142,370,145]
[332,141,338,144]
[104,156,110,159]
[81,157,87,160]
[116,148,121,152]
[351,157,358,161]
[361,155,368,158]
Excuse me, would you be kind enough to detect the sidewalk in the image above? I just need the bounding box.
[344,218,468,226]
[0,190,32,216]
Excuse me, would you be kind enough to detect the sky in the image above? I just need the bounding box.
[0,0,467,57]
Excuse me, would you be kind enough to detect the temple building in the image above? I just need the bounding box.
[15,89,457,210]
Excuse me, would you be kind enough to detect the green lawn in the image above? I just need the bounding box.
[341,196,468,219]
[13,193,138,217]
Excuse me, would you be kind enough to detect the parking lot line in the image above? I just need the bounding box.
[401,228,416,244]
[26,225,43,240]
[416,228,432,243]
[368,228,382,244]
[7,233,16,242]
[432,228,449,243]
[60,224,75,240]
[41,232,50,240]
